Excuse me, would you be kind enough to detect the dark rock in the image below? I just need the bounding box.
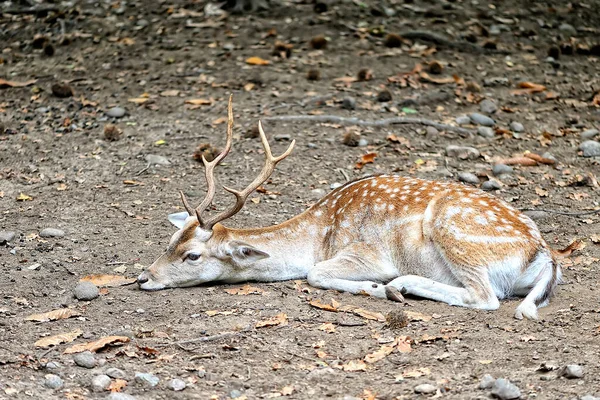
[51,83,73,98]
[376,89,392,102]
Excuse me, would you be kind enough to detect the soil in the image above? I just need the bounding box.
[1,0,600,399]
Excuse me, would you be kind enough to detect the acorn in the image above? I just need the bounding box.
[384,33,402,48]
[376,89,392,102]
[43,43,55,56]
[309,35,327,50]
[193,143,220,162]
[428,60,443,75]
[342,131,360,147]
[356,68,373,82]
[51,82,73,98]
[307,69,321,81]
[32,35,48,49]
[548,46,560,59]
[103,124,122,142]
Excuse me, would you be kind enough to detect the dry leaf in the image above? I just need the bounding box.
[497,157,538,166]
[256,312,288,328]
[128,97,150,104]
[364,343,395,363]
[524,152,555,165]
[318,322,336,333]
[419,72,455,84]
[281,386,294,396]
[35,329,83,348]
[26,308,80,322]
[591,234,600,244]
[123,180,144,185]
[0,78,37,88]
[339,359,367,372]
[353,308,386,322]
[387,134,410,146]
[404,311,432,322]
[511,81,547,96]
[109,379,127,392]
[535,187,549,197]
[246,56,270,65]
[16,193,33,201]
[205,310,235,316]
[309,299,338,312]
[355,152,377,169]
[80,274,136,287]
[402,367,431,378]
[64,336,130,354]
[160,90,180,97]
[395,336,412,353]
[185,98,212,106]
[224,284,266,295]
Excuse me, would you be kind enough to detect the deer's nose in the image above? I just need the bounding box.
[137,271,150,285]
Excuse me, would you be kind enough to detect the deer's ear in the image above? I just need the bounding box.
[228,241,270,264]
[168,212,190,229]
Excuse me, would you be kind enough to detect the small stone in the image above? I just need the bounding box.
[414,383,437,394]
[44,374,64,389]
[541,152,557,162]
[105,367,126,379]
[330,182,343,190]
[559,23,577,35]
[0,231,16,244]
[168,378,186,391]
[559,364,583,379]
[106,107,126,118]
[384,33,402,48]
[458,172,480,185]
[40,228,65,238]
[376,89,392,102]
[580,141,600,157]
[51,82,73,98]
[492,164,513,176]
[479,99,498,114]
[479,374,496,389]
[145,154,170,166]
[91,374,111,392]
[135,372,159,387]
[73,281,100,301]
[73,351,97,369]
[581,129,599,139]
[491,378,521,400]
[469,113,495,126]
[509,121,524,132]
[455,115,471,125]
[108,394,137,400]
[274,134,292,141]
[482,180,501,191]
[230,389,244,399]
[483,77,510,87]
[358,138,369,147]
[307,367,337,381]
[466,81,482,93]
[477,126,495,138]
[341,97,356,110]
[425,126,438,138]
[45,361,61,370]
[446,145,480,160]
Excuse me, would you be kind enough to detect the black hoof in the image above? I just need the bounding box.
[385,286,405,302]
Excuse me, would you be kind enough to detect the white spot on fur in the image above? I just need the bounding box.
[474,215,488,225]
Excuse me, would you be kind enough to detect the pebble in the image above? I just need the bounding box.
[523,210,549,220]
[105,367,126,379]
[482,180,501,191]
[479,374,496,389]
[446,145,480,160]
[469,113,495,126]
[44,374,64,389]
[307,367,337,381]
[106,107,126,118]
[0,231,16,244]
[491,378,520,400]
[458,172,479,185]
[358,138,369,147]
[483,77,509,87]
[341,97,356,110]
[559,364,583,379]
[274,134,292,141]
[492,164,514,176]
[477,126,495,138]
[414,383,437,394]
[108,394,137,400]
[509,121,524,132]
[580,141,600,157]
[145,154,170,165]
[230,389,244,398]
[73,281,100,301]
[542,152,557,162]
[559,23,577,35]
[425,126,438,138]
[39,228,65,238]
[581,129,599,139]
[134,372,159,387]
[91,374,112,392]
[455,115,471,125]
[479,99,498,114]
[168,378,186,391]
[45,361,61,370]
[73,351,97,369]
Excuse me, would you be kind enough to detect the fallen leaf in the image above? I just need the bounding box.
[478,359,493,364]
[591,234,600,244]
[355,152,377,169]
[256,312,288,328]
[63,336,130,354]
[108,379,127,392]
[281,386,294,396]
[123,180,144,186]
[395,336,412,353]
[353,308,386,322]
[34,329,83,348]
[364,343,395,363]
[26,309,80,322]
[16,193,33,201]
[404,311,432,322]
[318,322,336,333]
[497,157,538,166]
[184,98,212,106]
[511,81,547,96]
[309,299,338,312]
[339,359,367,372]
[56,183,67,191]
[419,72,455,84]
[0,78,37,88]
[80,274,136,287]
[160,90,180,97]
[205,310,235,317]
[402,367,430,378]
[524,152,555,165]
[154,139,167,146]
[128,97,150,104]
[535,187,549,197]
[387,134,410,146]
[224,284,266,295]
[246,56,270,66]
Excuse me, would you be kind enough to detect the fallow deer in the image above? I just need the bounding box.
[138,96,566,320]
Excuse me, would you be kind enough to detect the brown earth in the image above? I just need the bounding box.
[1,0,600,399]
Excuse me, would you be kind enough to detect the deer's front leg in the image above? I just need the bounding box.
[307,244,398,299]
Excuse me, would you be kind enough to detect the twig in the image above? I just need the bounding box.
[337,168,350,182]
[519,208,600,217]
[400,30,510,54]
[106,261,127,266]
[164,325,253,347]
[263,115,473,136]
[169,135,208,141]
[136,163,150,176]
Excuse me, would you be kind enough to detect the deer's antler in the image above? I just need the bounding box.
[180,95,295,231]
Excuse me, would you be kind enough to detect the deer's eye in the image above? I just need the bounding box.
[186,252,201,261]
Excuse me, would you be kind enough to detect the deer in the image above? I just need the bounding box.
[137,96,572,320]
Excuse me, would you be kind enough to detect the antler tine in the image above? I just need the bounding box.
[193,95,234,229]
[202,121,295,230]
[179,190,195,215]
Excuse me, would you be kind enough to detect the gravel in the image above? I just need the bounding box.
[0,231,16,244]
[479,99,498,114]
[469,112,495,126]
[168,378,186,391]
[73,281,100,301]
[491,378,520,400]
[581,128,599,139]
[39,228,65,238]
[134,372,160,387]
[492,164,514,176]
[509,121,524,132]
[458,172,480,185]
[106,107,126,118]
[446,145,480,160]
[559,364,583,379]
[477,126,495,138]
[91,374,112,392]
[580,141,600,157]
[44,374,64,389]
[414,383,437,394]
[73,351,97,369]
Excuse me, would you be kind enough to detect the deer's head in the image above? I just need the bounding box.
[137,96,295,291]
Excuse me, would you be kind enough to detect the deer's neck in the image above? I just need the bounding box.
[220,211,322,282]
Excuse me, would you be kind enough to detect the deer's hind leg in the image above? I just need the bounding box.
[307,243,398,299]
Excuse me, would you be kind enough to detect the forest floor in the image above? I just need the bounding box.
[1,0,600,399]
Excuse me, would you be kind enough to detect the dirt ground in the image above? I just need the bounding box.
[1,0,600,399]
